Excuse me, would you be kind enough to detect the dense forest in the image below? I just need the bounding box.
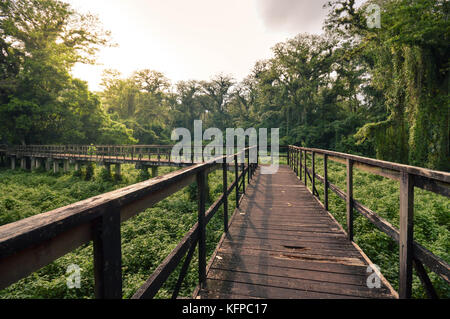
[0,0,448,171]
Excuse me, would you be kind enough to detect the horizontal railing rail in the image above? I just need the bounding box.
[0,147,258,298]
[287,145,450,299]
[3,144,288,164]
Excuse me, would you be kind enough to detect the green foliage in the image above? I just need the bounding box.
[0,166,236,299]
[2,0,447,171]
[328,0,449,170]
[0,0,137,146]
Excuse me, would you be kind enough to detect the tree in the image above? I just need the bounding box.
[0,0,110,145]
[326,0,449,170]
[99,69,172,144]
[200,74,235,130]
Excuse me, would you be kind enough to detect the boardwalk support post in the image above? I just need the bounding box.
[399,172,414,299]
[197,170,207,289]
[115,164,121,180]
[53,160,59,174]
[151,166,158,178]
[93,204,122,299]
[31,157,36,171]
[64,160,70,173]
[346,159,354,241]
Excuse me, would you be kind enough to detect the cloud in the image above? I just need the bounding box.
[256,0,330,34]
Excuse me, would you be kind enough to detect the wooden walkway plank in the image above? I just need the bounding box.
[197,165,397,299]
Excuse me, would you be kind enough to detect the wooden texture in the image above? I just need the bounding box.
[399,172,414,299]
[197,165,396,299]
[93,205,122,299]
[346,159,354,241]
[197,170,207,289]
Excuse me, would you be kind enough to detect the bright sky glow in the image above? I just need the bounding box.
[65,0,335,91]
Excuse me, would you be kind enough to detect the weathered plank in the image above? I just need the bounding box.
[198,165,397,299]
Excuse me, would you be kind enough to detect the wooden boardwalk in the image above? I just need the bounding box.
[197,165,397,299]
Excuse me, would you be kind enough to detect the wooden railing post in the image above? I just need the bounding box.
[242,162,246,194]
[287,147,290,166]
[222,161,229,233]
[247,150,250,184]
[299,149,302,181]
[312,151,316,193]
[304,151,307,188]
[346,159,354,241]
[197,170,207,289]
[399,172,414,299]
[93,204,122,299]
[235,154,239,208]
[324,154,328,211]
[294,149,298,176]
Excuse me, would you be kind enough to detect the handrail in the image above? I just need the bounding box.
[0,146,258,298]
[4,144,289,163]
[287,145,450,299]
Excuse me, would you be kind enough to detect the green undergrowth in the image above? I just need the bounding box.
[298,154,449,298]
[0,164,238,298]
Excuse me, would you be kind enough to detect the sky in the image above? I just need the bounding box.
[65,0,334,91]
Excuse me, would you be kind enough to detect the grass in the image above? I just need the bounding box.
[0,163,238,299]
[297,153,450,299]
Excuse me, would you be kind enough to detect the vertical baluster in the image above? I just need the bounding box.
[324,154,328,211]
[299,149,302,181]
[304,151,307,187]
[312,151,316,195]
[242,161,245,194]
[197,170,207,289]
[287,147,290,166]
[247,149,250,185]
[93,204,122,299]
[234,154,239,208]
[346,159,354,241]
[223,161,229,233]
[399,172,414,299]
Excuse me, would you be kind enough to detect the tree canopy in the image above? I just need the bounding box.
[0,0,448,171]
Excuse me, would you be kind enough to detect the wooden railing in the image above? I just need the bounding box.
[7,145,177,163]
[287,146,450,299]
[0,147,258,298]
[4,144,288,164]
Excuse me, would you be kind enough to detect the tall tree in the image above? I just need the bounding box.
[0,0,111,144]
[326,0,449,170]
